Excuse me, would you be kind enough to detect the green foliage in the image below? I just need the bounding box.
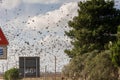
[110,26,120,67]
[84,51,118,80]
[63,51,118,80]
[110,41,120,67]
[4,68,19,80]
[63,0,120,80]
[65,0,120,58]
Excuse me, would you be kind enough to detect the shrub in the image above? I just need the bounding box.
[4,68,19,80]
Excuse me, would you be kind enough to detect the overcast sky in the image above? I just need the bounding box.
[0,0,119,72]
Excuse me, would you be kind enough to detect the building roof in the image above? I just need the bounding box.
[0,28,8,45]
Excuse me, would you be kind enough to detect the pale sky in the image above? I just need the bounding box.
[0,0,119,73]
[0,0,80,72]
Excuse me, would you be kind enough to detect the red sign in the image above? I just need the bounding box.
[0,28,8,45]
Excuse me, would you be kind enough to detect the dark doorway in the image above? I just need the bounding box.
[19,57,40,78]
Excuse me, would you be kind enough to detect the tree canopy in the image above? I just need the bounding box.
[63,51,118,80]
[63,0,120,80]
[110,26,120,67]
[65,0,120,58]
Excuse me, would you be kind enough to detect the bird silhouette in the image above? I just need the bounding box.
[0,1,78,73]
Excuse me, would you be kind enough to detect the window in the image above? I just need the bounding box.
[0,47,3,55]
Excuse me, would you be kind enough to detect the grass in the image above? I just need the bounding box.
[0,77,71,80]
[21,77,63,80]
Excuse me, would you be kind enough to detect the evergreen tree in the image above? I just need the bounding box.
[65,0,120,58]
[110,26,120,66]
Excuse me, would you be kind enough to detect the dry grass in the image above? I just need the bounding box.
[0,77,71,80]
[0,76,3,80]
[21,77,62,80]
[0,74,70,80]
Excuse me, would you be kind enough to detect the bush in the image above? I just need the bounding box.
[4,68,19,80]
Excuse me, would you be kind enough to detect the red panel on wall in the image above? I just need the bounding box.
[0,28,9,45]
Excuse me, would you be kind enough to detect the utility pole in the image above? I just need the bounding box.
[54,56,56,80]
[51,40,57,80]
[44,65,47,80]
[39,55,41,77]
[24,57,26,78]
[36,57,38,78]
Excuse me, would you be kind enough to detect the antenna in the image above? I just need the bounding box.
[5,9,7,22]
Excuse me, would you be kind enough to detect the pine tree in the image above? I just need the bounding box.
[65,0,120,58]
[110,26,120,66]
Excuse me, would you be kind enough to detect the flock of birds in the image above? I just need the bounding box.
[0,1,78,73]
[1,0,119,73]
